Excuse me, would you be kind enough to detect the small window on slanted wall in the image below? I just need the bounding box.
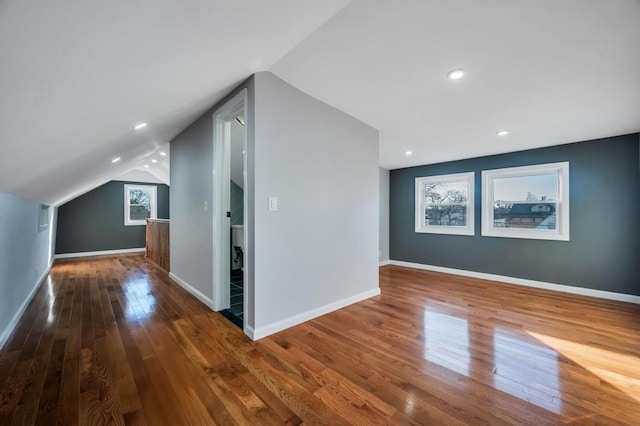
[482,162,569,241]
[124,184,157,226]
[38,204,49,232]
[415,172,475,236]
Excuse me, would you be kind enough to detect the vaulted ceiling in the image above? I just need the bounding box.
[1,0,638,206]
[0,0,351,205]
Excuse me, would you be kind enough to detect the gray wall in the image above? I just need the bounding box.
[170,104,216,304]
[252,72,379,332]
[390,133,640,296]
[0,192,57,348]
[170,77,255,314]
[379,168,390,262]
[55,180,169,254]
[170,72,380,337]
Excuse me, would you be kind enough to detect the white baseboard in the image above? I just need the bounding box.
[251,288,381,340]
[379,260,391,266]
[245,324,256,340]
[168,272,215,311]
[389,260,640,305]
[55,247,145,260]
[0,262,52,350]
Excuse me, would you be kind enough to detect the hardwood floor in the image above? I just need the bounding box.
[1,256,639,425]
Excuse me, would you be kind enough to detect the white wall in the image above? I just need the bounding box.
[251,72,379,338]
[379,167,390,263]
[0,192,57,348]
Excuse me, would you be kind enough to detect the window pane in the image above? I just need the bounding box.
[129,204,151,220]
[416,172,474,236]
[493,173,558,202]
[38,204,49,232]
[128,189,152,221]
[129,189,151,206]
[124,185,157,225]
[493,202,557,230]
[425,205,467,226]
[424,181,468,204]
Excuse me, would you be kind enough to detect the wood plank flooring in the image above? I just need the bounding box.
[1,256,639,425]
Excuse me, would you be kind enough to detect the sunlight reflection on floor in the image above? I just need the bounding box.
[493,328,561,414]
[46,275,55,325]
[124,277,156,322]
[422,310,470,377]
[527,330,640,404]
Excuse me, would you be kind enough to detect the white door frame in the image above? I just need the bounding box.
[212,89,248,324]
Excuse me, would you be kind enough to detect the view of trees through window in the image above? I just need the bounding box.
[124,184,157,226]
[415,164,567,239]
[415,172,474,235]
[423,181,468,227]
[129,189,152,220]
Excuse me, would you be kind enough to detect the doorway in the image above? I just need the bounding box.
[225,113,245,326]
[212,89,248,332]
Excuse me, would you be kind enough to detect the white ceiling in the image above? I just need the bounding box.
[1,0,638,205]
[272,0,640,169]
[0,0,350,205]
[115,142,171,185]
[115,169,165,185]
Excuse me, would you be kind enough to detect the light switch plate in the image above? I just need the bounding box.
[268,196,277,211]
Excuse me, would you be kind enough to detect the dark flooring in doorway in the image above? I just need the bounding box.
[221,269,243,328]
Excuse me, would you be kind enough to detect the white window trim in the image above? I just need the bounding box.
[38,204,50,232]
[481,162,569,241]
[124,184,157,226]
[415,172,475,236]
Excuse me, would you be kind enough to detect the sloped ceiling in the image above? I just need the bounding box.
[1,0,639,206]
[0,0,351,205]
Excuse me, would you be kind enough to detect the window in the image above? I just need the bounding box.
[482,162,569,240]
[38,204,49,232]
[124,184,157,226]
[415,172,475,235]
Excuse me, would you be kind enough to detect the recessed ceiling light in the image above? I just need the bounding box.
[144,164,150,168]
[447,69,465,80]
[111,157,121,163]
[134,122,147,130]
[151,159,158,163]
[404,150,413,156]
[159,151,167,156]
[496,130,509,137]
